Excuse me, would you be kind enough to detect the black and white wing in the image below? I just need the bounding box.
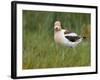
[65,36,81,42]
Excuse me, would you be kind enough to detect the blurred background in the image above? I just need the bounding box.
[22,10,91,69]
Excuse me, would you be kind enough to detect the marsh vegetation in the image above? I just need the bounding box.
[22,10,91,69]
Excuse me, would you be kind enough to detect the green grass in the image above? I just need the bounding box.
[22,10,91,69]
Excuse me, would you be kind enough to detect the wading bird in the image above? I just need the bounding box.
[54,21,84,48]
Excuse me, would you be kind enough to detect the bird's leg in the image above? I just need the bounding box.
[62,49,65,61]
[72,47,77,54]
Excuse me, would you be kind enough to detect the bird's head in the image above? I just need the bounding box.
[54,21,62,31]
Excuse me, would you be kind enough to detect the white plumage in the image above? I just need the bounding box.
[54,21,82,48]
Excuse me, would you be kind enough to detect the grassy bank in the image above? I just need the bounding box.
[22,10,91,69]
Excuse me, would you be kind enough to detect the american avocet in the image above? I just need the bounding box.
[54,21,83,48]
